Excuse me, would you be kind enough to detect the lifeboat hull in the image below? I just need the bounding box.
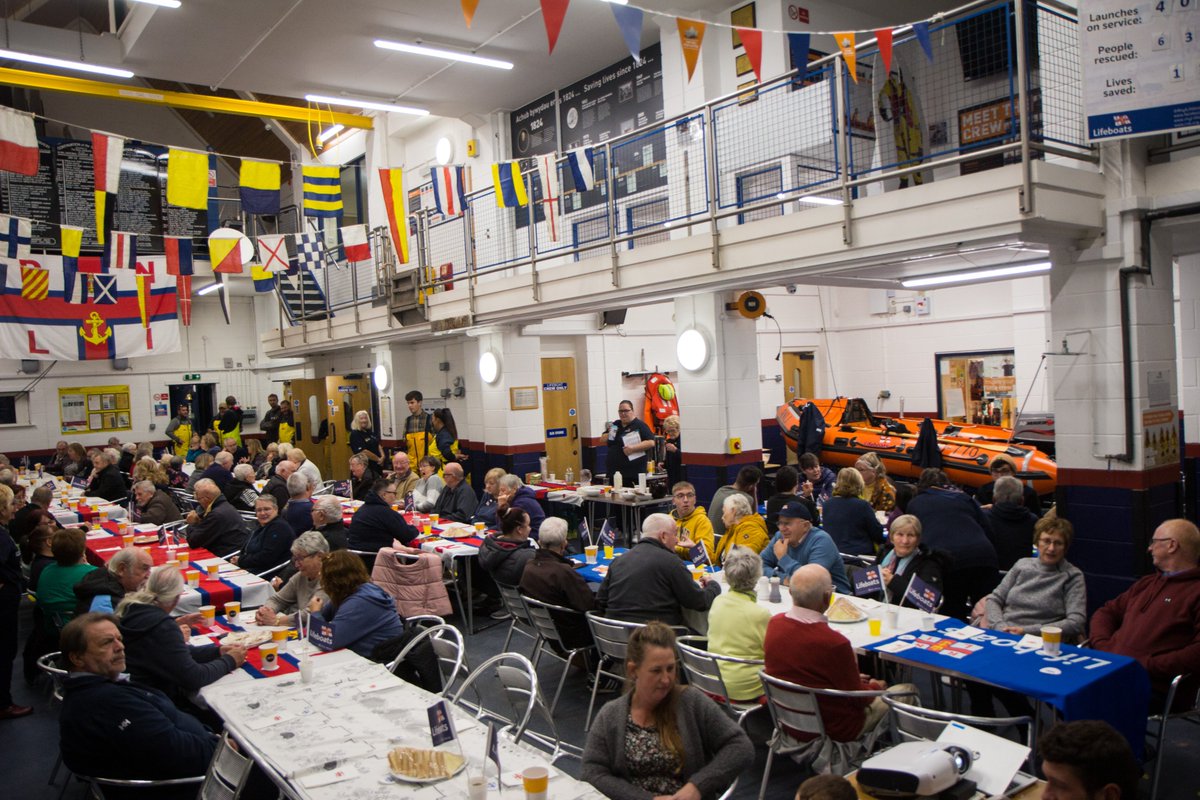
[777,397,1057,495]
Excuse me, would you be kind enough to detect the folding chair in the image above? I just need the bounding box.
[523,596,596,715]
[584,612,645,731]
[1148,673,1200,800]
[495,582,541,654]
[883,694,1036,771]
[675,635,763,725]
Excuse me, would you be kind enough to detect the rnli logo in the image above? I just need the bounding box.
[1113,114,1131,125]
[79,311,112,345]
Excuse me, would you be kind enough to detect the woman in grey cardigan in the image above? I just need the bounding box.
[984,516,1087,641]
[582,622,753,800]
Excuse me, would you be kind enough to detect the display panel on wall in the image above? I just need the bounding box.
[0,137,210,256]
[935,350,1016,428]
[60,385,133,434]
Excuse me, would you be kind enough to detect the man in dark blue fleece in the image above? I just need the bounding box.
[58,613,216,795]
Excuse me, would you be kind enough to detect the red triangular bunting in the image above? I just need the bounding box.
[738,28,763,83]
[539,0,569,55]
[876,28,894,75]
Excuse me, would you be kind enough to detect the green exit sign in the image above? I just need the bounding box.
[183,373,201,381]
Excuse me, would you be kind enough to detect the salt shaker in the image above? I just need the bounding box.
[768,576,782,603]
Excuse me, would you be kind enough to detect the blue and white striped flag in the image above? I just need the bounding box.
[566,147,595,192]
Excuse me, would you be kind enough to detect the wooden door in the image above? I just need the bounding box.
[287,379,332,480]
[325,375,374,480]
[781,352,815,464]
[540,358,581,479]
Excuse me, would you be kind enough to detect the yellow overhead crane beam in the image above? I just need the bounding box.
[0,67,374,130]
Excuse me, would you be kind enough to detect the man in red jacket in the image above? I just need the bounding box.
[1090,518,1200,710]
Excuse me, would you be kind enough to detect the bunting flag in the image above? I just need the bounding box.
[611,4,644,63]
[340,224,370,262]
[876,28,894,75]
[295,231,324,271]
[0,254,180,360]
[20,266,49,300]
[163,236,193,277]
[0,214,31,259]
[103,231,136,271]
[738,27,764,83]
[378,167,410,264]
[535,153,560,241]
[913,22,934,62]
[239,159,281,215]
[491,161,528,208]
[251,264,276,293]
[835,32,858,82]
[166,148,210,210]
[566,147,595,192]
[302,165,343,218]
[461,0,479,27]
[60,226,90,305]
[539,0,570,55]
[430,165,467,216]
[258,233,292,273]
[788,32,811,84]
[677,18,706,82]
[176,274,192,326]
[0,107,38,176]
[208,230,246,274]
[92,132,123,245]
[486,720,501,777]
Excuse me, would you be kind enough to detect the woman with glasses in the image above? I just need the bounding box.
[607,400,654,488]
[230,496,296,576]
[255,531,331,627]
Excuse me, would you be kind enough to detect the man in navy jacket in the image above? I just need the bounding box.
[348,478,420,553]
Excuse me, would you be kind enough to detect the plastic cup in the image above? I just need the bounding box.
[260,643,279,671]
[121,533,135,547]
[522,766,549,799]
[603,544,614,559]
[430,514,440,526]
[1042,625,1063,656]
[299,654,314,684]
[67,497,79,510]
[164,559,180,570]
[475,522,486,534]
[691,566,704,582]
[868,615,882,636]
[206,564,220,580]
[186,570,200,588]
[885,607,900,629]
[224,601,240,624]
[199,605,216,625]
[423,522,432,536]
[99,508,109,522]
[920,615,936,632]
[584,545,598,564]
[177,549,189,565]
[468,773,488,800]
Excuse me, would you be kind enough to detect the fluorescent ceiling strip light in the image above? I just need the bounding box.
[317,124,344,143]
[901,261,1051,289]
[0,48,134,78]
[796,195,841,206]
[596,0,630,5]
[129,0,182,8]
[196,282,225,296]
[305,93,428,116]
[373,40,513,70]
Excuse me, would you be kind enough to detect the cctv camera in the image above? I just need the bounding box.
[785,284,797,294]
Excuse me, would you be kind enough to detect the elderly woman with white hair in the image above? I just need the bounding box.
[117,566,246,704]
[349,409,384,465]
[224,463,260,513]
[707,545,770,701]
[256,530,332,627]
[88,448,128,503]
[712,493,769,564]
[497,473,546,538]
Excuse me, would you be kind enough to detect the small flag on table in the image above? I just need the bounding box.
[378,167,409,264]
[485,720,501,777]
[578,518,591,547]
[340,224,370,262]
[491,160,528,208]
[331,480,351,498]
[689,541,711,568]
[852,566,884,597]
[239,159,281,215]
[427,699,458,747]
[166,148,210,210]
[92,132,123,244]
[599,519,617,548]
[903,575,941,613]
[566,147,595,192]
[0,107,39,176]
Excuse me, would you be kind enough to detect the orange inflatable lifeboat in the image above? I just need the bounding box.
[777,397,1056,495]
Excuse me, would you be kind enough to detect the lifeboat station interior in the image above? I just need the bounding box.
[1,0,1199,798]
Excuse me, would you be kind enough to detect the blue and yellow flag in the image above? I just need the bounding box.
[166,149,209,210]
[491,161,528,208]
[302,165,343,218]
[239,159,281,215]
[251,264,276,293]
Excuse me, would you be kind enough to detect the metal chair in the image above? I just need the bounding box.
[676,635,764,724]
[312,480,337,496]
[198,732,255,799]
[883,694,1036,771]
[36,651,68,788]
[523,596,596,714]
[584,612,646,731]
[168,488,196,514]
[1148,673,1200,800]
[78,775,204,798]
[385,623,463,698]
[405,614,446,629]
[160,519,189,544]
[253,559,292,580]
[758,671,913,798]
[495,582,542,654]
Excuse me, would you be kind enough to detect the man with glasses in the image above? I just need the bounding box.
[347,478,419,557]
[669,481,714,561]
[606,400,654,488]
[1090,518,1200,710]
[255,531,332,627]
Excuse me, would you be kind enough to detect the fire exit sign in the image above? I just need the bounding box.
[183,373,201,381]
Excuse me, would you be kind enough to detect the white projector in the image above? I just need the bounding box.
[857,741,974,797]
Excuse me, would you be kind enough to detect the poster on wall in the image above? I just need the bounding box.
[935,350,1017,427]
[1142,409,1178,466]
[60,385,133,434]
[957,89,1043,175]
[1080,0,1200,141]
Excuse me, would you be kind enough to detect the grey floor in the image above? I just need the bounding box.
[4,598,1199,800]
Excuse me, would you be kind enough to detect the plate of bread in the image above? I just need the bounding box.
[387,747,466,783]
[825,597,867,624]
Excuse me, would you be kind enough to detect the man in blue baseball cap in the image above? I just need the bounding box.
[760,500,850,593]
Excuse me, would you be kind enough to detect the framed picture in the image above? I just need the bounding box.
[735,53,753,76]
[730,3,755,48]
[737,80,759,106]
[935,349,1017,426]
[116,392,129,409]
[102,412,117,429]
[115,411,131,429]
[101,394,114,410]
[88,413,102,430]
[510,387,539,411]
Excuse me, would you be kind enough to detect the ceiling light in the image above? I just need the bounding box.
[901,261,1052,289]
[373,364,390,391]
[796,195,841,206]
[305,93,428,116]
[677,328,710,372]
[0,48,134,78]
[316,124,344,144]
[374,40,513,70]
[196,282,225,296]
[596,0,630,5]
[479,351,501,384]
[129,0,181,7]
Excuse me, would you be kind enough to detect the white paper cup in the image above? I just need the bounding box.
[260,643,279,671]
[468,774,487,800]
[920,615,936,632]
[1042,625,1063,656]
[299,654,314,684]
[885,607,900,629]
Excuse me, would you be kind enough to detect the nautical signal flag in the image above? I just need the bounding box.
[340,224,370,262]
[208,230,245,274]
[251,264,276,293]
[677,18,706,82]
[430,165,467,217]
[92,274,118,304]
[61,225,90,305]
[0,214,31,260]
[378,167,409,264]
[0,106,38,176]
[295,231,324,271]
[166,148,210,210]
[461,0,479,28]
[176,274,192,326]
[491,161,528,208]
[239,159,281,215]
[566,147,595,192]
[163,236,193,277]
[257,233,291,273]
[103,231,137,272]
[92,132,123,245]
[534,153,560,241]
[301,165,343,218]
[20,266,48,300]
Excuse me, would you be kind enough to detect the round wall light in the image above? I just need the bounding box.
[676,328,710,372]
[478,350,501,384]
[435,136,454,166]
[372,363,389,391]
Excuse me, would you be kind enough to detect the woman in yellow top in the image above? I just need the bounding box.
[669,481,714,562]
[712,493,768,564]
[855,453,896,512]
